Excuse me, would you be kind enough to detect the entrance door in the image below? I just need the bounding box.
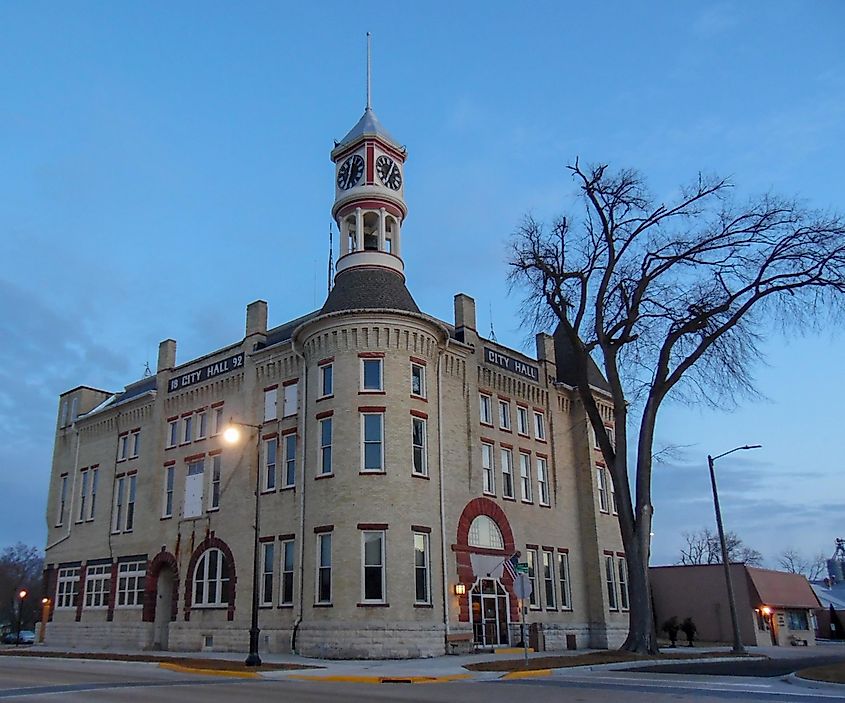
[471,579,510,646]
[153,569,173,650]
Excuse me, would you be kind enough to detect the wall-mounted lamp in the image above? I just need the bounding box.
[454,583,466,596]
[761,606,771,616]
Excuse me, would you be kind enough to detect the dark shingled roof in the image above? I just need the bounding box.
[106,376,157,407]
[553,323,611,392]
[262,310,322,348]
[321,267,420,315]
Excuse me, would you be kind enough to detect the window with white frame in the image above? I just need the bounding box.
[264,438,277,491]
[517,406,529,435]
[261,542,275,606]
[319,418,332,475]
[411,363,426,398]
[264,388,278,422]
[361,358,383,391]
[617,556,629,610]
[84,564,112,608]
[167,419,179,448]
[316,533,332,603]
[78,469,90,522]
[77,467,98,522]
[193,548,230,607]
[130,430,141,457]
[320,363,333,397]
[610,472,618,514]
[125,475,136,531]
[498,400,511,430]
[184,460,204,518]
[596,468,609,513]
[604,554,618,610]
[500,447,514,499]
[412,417,427,476]
[481,443,495,495]
[468,515,504,549]
[534,411,546,440]
[519,452,533,503]
[56,566,79,608]
[117,561,146,607]
[118,434,129,461]
[283,382,298,417]
[479,394,492,425]
[197,411,207,440]
[212,407,224,435]
[88,467,99,520]
[57,475,68,526]
[182,416,193,444]
[210,455,221,510]
[112,476,126,533]
[280,539,295,605]
[537,457,549,506]
[414,532,430,605]
[527,548,539,608]
[543,550,556,609]
[362,530,385,603]
[163,465,175,518]
[558,551,571,609]
[283,434,296,488]
[361,413,384,472]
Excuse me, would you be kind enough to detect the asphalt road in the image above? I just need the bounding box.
[0,655,843,702]
[626,652,845,677]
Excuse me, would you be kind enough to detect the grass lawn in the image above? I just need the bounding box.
[797,663,845,684]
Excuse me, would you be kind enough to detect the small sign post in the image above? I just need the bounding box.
[513,573,533,662]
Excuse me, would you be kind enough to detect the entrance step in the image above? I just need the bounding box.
[494,646,535,655]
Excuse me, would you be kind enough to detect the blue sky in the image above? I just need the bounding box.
[1,2,843,567]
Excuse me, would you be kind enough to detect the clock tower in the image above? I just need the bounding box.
[330,104,408,279]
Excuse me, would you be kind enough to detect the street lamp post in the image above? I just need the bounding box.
[224,420,263,667]
[38,598,50,644]
[15,589,28,647]
[708,444,761,655]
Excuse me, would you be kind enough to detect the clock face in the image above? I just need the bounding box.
[376,155,402,190]
[337,154,365,190]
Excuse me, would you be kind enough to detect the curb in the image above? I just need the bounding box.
[785,672,845,691]
[286,673,474,684]
[500,669,552,680]
[158,662,259,679]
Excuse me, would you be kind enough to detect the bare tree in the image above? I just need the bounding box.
[777,548,826,581]
[0,543,43,629]
[679,528,763,566]
[508,160,845,653]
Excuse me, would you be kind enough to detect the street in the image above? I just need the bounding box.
[0,655,844,702]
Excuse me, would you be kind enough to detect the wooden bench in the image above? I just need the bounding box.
[446,632,474,655]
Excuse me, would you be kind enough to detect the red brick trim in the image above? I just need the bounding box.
[264,384,279,391]
[557,547,570,553]
[163,460,176,467]
[411,525,431,533]
[183,536,237,622]
[208,449,223,456]
[282,378,298,387]
[359,406,386,413]
[317,357,334,366]
[181,411,193,418]
[278,533,295,541]
[316,410,333,419]
[281,427,297,436]
[500,442,513,450]
[106,562,119,621]
[313,525,333,534]
[480,437,495,444]
[262,432,278,440]
[357,602,390,607]
[75,565,87,622]
[258,536,275,543]
[410,409,428,419]
[118,430,129,437]
[536,452,548,459]
[357,523,388,530]
[409,356,427,366]
[358,351,385,358]
[166,415,178,422]
[211,401,224,408]
[497,395,512,402]
[184,453,205,462]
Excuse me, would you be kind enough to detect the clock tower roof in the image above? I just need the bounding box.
[333,107,403,157]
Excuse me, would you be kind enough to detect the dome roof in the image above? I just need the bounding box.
[336,107,401,150]
[321,267,419,315]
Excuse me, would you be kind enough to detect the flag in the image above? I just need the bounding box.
[504,554,519,580]
[470,554,504,579]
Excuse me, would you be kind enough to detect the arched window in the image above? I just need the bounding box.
[193,548,230,607]
[468,515,504,550]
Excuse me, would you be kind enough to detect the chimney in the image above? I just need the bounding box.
[157,339,177,372]
[454,293,476,332]
[246,300,268,337]
[536,332,556,363]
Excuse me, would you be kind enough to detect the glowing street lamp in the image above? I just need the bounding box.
[15,588,28,647]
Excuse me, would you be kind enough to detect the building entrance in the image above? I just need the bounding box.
[471,578,510,646]
[153,569,173,650]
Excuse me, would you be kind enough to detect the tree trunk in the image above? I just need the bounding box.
[620,529,658,653]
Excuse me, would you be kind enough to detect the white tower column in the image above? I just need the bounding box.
[354,208,363,252]
[378,208,387,252]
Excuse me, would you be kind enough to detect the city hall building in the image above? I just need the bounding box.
[43,102,628,658]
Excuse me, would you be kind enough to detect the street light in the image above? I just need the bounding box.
[38,598,50,644]
[16,589,28,647]
[708,444,761,655]
[224,419,263,667]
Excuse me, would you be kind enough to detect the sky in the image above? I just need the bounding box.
[1,1,843,568]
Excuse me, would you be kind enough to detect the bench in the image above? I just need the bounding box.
[789,635,809,646]
[446,632,474,655]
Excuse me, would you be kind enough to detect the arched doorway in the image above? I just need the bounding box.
[143,550,179,651]
[153,568,174,650]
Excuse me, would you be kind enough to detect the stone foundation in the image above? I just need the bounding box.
[296,621,446,659]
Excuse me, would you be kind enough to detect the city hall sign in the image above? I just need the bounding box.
[483,347,539,383]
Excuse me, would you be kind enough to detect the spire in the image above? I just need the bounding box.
[366,32,372,110]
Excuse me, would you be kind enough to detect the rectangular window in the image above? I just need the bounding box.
[118,434,128,461]
[88,468,99,520]
[57,475,68,526]
[362,358,383,391]
[210,455,221,509]
[537,457,549,506]
[787,610,809,630]
[125,475,136,532]
[498,400,511,430]
[264,388,277,421]
[163,465,175,518]
[414,532,431,604]
[481,443,495,495]
[319,418,332,475]
[264,438,277,491]
[479,394,492,425]
[261,542,275,606]
[184,460,204,518]
[617,556,629,610]
[534,412,546,440]
[283,434,296,488]
[280,539,295,605]
[362,530,385,603]
[130,430,141,458]
[517,406,529,435]
[596,468,609,513]
[412,417,427,476]
[197,412,207,440]
[500,448,514,498]
[361,413,384,472]
[78,469,89,522]
[320,364,333,397]
[60,399,69,427]
[610,472,618,515]
[605,554,618,610]
[411,363,426,398]
[168,420,179,448]
[317,532,332,603]
[56,566,80,608]
[520,452,533,503]
[558,551,571,609]
[112,476,125,533]
[283,382,298,417]
[117,561,145,607]
[182,416,193,444]
[213,407,224,435]
[70,396,79,421]
[527,548,539,608]
[84,564,112,608]
[543,550,556,609]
